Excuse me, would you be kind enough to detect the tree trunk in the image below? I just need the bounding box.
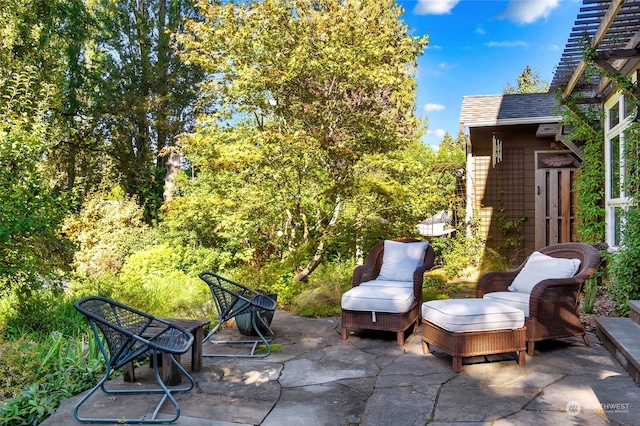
[293,196,341,282]
[163,151,181,202]
[294,239,325,282]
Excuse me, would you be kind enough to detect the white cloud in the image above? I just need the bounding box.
[414,0,460,15]
[427,129,447,138]
[423,103,446,113]
[439,62,457,70]
[486,40,529,48]
[476,25,486,35]
[499,0,560,24]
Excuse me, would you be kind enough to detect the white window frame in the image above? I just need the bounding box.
[604,85,636,248]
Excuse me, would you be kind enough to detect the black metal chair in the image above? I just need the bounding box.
[199,272,277,358]
[74,296,195,424]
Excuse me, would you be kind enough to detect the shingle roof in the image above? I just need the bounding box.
[460,93,559,127]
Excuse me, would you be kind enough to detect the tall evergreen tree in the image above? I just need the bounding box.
[84,0,204,219]
[503,65,549,94]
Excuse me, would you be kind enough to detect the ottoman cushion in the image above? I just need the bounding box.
[421,299,524,333]
[483,291,530,316]
[342,284,413,314]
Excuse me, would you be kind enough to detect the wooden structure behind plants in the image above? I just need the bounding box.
[460,93,581,266]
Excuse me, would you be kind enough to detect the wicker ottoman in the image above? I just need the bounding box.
[421,299,526,372]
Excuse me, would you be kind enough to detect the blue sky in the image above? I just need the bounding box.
[396,0,583,148]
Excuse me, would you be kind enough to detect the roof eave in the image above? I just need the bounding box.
[462,116,560,128]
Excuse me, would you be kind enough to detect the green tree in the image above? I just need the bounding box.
[176,0,428,281]
[0,69,71,293]
[72,0,204,220]
[504,65,549,94]
[438,131,466,164]
[0,0,77,292]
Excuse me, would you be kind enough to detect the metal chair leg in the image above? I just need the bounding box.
[202,312,275,359]
[74,350,194,424]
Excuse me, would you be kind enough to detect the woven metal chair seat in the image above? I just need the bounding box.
[74,296,195,424]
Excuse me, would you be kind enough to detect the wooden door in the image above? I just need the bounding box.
[535,151,579,249]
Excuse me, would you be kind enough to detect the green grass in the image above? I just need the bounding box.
[256,343,282,353]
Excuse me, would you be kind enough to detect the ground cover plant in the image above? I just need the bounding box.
[0,290,104,426]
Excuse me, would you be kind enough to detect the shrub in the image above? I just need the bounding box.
[582,276,598,314]
[429,219,483,278]
[292,259,354,317]
[477,248,512,276]
[63,187,149,279]
[231,261,303,307]
[114,243,211,317]
[1,285,85,339]
[422,269,465,301]
[0,338,43,400]
[0,333,103,426]
[609,209,640,314]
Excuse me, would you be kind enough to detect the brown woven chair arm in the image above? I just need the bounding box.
[352,265,375,286]
[413,245,436,282]
[475,271,518,297]
[412,260,436,296]
[412,244,436,290]
[527,277,582,318]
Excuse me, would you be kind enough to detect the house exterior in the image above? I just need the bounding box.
[461,0,640,263]
[460,93,578,265]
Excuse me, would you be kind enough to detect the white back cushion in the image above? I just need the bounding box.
[378,240,429,282]
[508,251,581,293]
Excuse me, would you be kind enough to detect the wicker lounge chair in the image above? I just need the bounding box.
[199,272,277,358]
[74,296,195,424]
[476,242,601,356]
[341,238,436,345]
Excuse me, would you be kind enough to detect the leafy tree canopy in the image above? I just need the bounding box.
[174,0,429,281]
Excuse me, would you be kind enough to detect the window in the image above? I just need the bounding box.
[605,87,636,248]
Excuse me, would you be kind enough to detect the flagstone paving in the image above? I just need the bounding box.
[43,309,640,425]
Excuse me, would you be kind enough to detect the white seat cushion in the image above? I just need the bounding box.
[341,285,414,314]
[508,251,581,293]
[421,299,525,333]
[483,292,530,317]
[359,279,413,289]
